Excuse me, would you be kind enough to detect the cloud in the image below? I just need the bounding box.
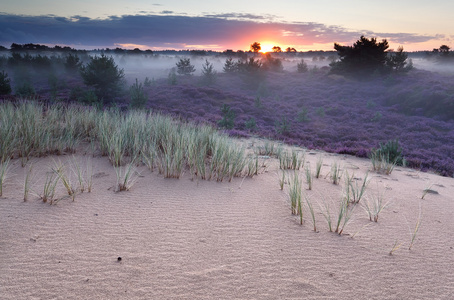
[0,13,442,50]
[203,12,276,21]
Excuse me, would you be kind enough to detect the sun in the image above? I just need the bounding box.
[259,43,276,53]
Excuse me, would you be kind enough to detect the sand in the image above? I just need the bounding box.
[1,144,453,299]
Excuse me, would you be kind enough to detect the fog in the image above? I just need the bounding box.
[106,53,454,84]
[111,53,335,83]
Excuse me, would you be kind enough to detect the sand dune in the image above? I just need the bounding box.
[1,146,453,299]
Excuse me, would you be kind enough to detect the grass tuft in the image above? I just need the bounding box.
[305,165,312,190]
[370,151,397,175]
[306,196,316,231]
[409,205,422,250]
[363,190,389,222]
[315,155,323,178]
[389,240,402,255]
[0,158,12,197]
[329,161,342,185]
[115,161,140,192]
[23,163,34,201]
[288,171,302,221]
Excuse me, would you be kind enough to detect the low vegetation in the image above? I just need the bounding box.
[0,101,255,185]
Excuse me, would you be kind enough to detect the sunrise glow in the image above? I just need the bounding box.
[259,43,276,53]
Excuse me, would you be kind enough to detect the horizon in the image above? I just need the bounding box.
[1,1,453,52]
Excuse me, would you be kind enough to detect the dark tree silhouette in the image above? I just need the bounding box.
[0,71,12,95]
[285,47,297,52]
[176,58,195,75]
[262,53,283,72]
[80,54,124,101]
[387,46,413,73]
[236,58,262,73]
[201,59,216,85]
[272,46,282,53]
[250,42,261,53]
[223,58,237,73]
[330,36,391,77]
[439,45,450,53]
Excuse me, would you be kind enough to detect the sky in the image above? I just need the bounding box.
[0,0,452,51]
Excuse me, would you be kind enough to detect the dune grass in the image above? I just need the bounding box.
[278,170,286,190]
[363,190,389,222]
[288,171,302,220]
[23,163,33,201]
[344,171,370,205]
[306,196,316,232]
[40,172,58,204]
[334,196,355,235]
[115,161,140,192]
[0,158,12,197]
[329,161,342,185]
[315,155,323,178]
[279,149,305,170]
[389,240,403,256]
[370,152,397,175]
[409,205,422,250]
[305,165,312,190]
[255,140,281,157]
[0,100,252,183]
[318,196,333,232]
[52,160,76,200]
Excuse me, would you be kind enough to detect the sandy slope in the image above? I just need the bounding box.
[1,145,453,299]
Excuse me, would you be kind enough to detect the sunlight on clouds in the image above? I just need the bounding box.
[184,44,223,50]
[282,30,304,37]
[115,43,149,50]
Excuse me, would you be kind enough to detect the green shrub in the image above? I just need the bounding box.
[80,54,124,101]
[223,58,237,73]
[372,139,404,166]
[245,117,256,131]
[0,70,12,95]
[64,53,82,72]
[297,59,308,73]
[168,69,177,85]
[176,58,195,75]
[201,59,216,85]
[129,78,148,109]
[15,81,35,97]
[275,116,291,135]
[297,107,310,122]
[218,104,235,129]
[143,77,154,87]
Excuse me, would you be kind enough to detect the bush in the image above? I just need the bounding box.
[218,104,236,129]
[201,59,216,85]
[15,81,35,97]
[0,70,12,95]
[387,46,413,73]
[223,58,237,73]
[245,117,257,131]
[262,53,283,72]
[275,116,291,135]
[64,53,82,72]
[176,58,195,75]
[129,78,148,108]
[372,139,405,166]
[237,58,262,73]
[330,36,392,78]
[143,77,154,87]
[80,54,124,101]
[168,69,177,85]
[297,59,308,73]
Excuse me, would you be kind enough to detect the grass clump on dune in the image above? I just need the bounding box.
[0,100,252,184]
